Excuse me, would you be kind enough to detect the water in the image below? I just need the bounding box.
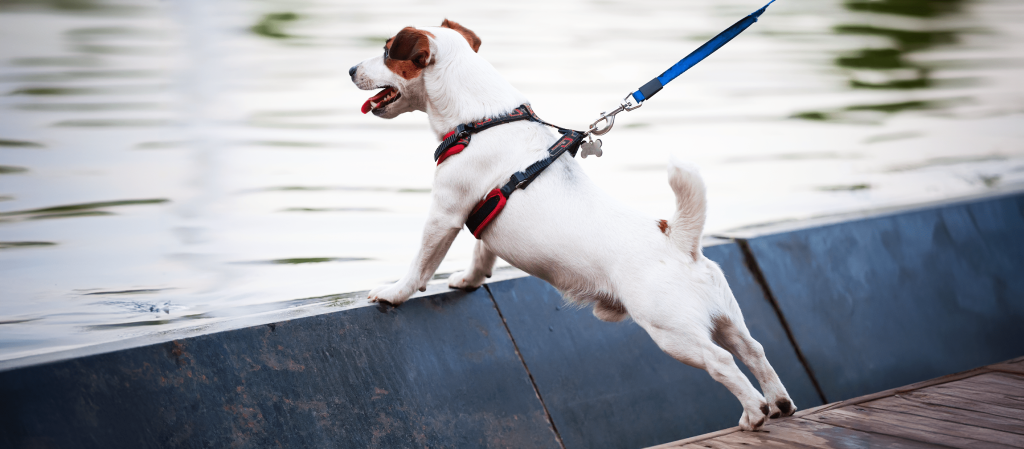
[2,0,1023,362]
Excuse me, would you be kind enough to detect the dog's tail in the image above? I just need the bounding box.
[666,158,707,261]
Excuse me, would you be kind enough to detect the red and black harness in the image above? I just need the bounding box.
[434,104,586,239]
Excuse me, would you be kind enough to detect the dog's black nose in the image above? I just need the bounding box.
[349,65,358,79]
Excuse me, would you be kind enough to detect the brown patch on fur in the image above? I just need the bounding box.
[598,297,627,315]
[384,27,432,80]
[441,19,481,52]
[760,403,770,416]
[657,219,669,235]
[590,291,628,322]
[710,314,733,348]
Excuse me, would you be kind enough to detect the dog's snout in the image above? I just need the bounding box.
[349,65,358,80]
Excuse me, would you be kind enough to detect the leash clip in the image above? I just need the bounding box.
[588,94,642,136]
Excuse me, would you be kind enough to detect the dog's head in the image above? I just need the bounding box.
[350,19,481,119]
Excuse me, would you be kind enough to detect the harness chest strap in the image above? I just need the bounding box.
[433,104,586,238]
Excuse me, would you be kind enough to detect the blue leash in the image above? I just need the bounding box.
[631,0,776,103]
[583,0,776,151]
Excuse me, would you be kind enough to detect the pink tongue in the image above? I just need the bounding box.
[361,87,394,114]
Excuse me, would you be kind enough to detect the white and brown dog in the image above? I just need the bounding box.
[350,19,795,430]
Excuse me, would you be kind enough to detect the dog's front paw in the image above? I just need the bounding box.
[738,402,770,431]
[368,283,415,305]
[447,270,485,291]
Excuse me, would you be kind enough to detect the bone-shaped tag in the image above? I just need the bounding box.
[581,139,603,158]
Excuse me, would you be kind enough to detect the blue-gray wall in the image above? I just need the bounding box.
[2,192,1023,449]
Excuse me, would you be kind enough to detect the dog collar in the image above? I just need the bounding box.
[434,104,586,238]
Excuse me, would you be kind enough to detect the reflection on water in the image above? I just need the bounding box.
[836,0,964,91]
[0,198,169,221]
[251,12,300,39]
[794,0,983,121]
[1,0,1024,361]
[0,241,56,249]
[234,257,371,265]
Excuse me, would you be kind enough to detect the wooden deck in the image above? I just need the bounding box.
[651,357,1024,448]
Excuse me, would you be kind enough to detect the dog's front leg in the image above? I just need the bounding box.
[448,239,496,290]
[368,188,466,305]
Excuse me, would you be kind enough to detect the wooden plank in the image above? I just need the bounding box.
[991,363,1024,375]
[988,357,1024,375]
[862,395,1024,435]
[811,407,1019,446]
[768,419,944,448]
[962,373,1024,394]
[953,376,1024,396]
[899,390,1024,421]
[710,431,819,448]
[928,384,1024,411]
[841,367,993,408]
[792,402,843,418]
[647,426,742,448]
[993,372,1024,385]
[823,405,1024,449]
[650,360,1024,449]
[676,438,749,449]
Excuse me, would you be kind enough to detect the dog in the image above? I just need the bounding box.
[350,19,796,431]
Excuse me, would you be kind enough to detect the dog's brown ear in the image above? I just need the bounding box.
[441,19,481,52]
[388,27,432,69]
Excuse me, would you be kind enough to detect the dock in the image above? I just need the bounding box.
[653,357,1024,448]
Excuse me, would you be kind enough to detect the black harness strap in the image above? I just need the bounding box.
[433,104,541,162]
[464,128,585,238]
[432,104,587,238]
[499,129,585,195]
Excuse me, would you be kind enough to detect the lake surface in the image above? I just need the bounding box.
[2,0,1023,361]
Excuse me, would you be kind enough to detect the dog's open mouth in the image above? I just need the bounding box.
[361,86,401,114]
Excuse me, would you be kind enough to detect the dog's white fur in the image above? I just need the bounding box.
[352,22,795,430]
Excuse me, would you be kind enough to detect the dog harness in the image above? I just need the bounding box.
[434,104,586,238]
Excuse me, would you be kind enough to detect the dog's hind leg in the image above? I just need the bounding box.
[712,311,797,418]
[638,319,771,431]
[448,239,496,290]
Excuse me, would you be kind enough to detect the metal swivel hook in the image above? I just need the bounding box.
[588,94,642,136]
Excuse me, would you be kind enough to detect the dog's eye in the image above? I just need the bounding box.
[383,46,389,60]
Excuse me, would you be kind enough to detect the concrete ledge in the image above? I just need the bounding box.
[0,289,559,448]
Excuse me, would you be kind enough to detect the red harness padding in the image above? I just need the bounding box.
[465,188,508,238]
[435,130,471,165]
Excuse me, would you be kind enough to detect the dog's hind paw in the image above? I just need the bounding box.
[771,396,796,418]
[447,270,485,291]
[738,402,770,431]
